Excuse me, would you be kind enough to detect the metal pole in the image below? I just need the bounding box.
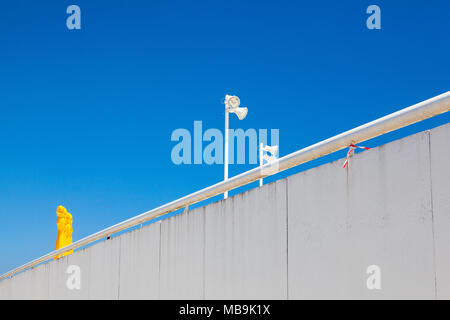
[1,91,449,281]
[224,110,229,199]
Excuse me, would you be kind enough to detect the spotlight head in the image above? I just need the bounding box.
[225,94,248,120]
[232,107,248,120]
[225,95,241,110]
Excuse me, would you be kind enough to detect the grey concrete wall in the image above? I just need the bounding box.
[1,123,449,300]
[287,129,436,299]
[430,124,450,299]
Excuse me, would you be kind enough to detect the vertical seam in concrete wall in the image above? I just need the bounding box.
[285,180,289,299]
[117,238,122,300]
[202,208,206,300]
[428,131,438,299]
[345,164,351,233]
[158,221,162,299]
[47,264,51,300]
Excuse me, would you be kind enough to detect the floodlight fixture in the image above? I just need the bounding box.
[225,95,248,120]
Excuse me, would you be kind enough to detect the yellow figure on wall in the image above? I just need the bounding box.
[54,205,73,259]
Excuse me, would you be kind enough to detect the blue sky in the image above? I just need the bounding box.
[0,0,449,275]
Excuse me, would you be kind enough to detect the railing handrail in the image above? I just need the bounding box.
[1,91,450,281]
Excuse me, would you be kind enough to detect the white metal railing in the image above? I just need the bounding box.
[1,91,449,281]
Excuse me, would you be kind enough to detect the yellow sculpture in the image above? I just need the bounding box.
[54,205,73,259]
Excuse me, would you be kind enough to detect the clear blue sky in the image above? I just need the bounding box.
[0,0,449,275]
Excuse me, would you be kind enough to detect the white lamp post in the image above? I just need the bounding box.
[224,94,248,199]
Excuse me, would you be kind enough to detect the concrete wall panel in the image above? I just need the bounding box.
[8,270,29,299]
[65,248,91,299]
[159,208,205,299]
[288,130,436,299]
[0,264,49,299]
[48,255,69,299]
[48,248,90,299]
[345,130,435,299]
[287,158,351,299]
[87,237,120,299]
[119,223,160,299]
[204,180,287,299]
[0,274,11,299]
[25,263,50,299]
[430,124,450,299]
